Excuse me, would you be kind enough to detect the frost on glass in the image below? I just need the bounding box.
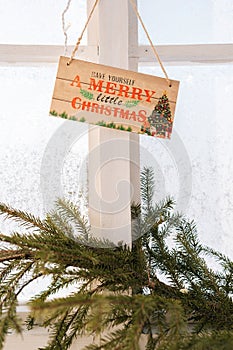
[139,63,233,260]
[0,65,88,220]
[0,0,87,45]
[138,0,233,44]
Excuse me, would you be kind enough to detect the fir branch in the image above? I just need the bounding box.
[0,168,233,349]
[54,198,90,239]
[0,203,50,232]
[0,249,32,262]
[140,167,155,214]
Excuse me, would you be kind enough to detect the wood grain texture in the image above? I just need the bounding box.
[50,56,180,139]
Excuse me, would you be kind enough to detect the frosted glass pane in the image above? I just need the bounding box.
[138,0,233,44]
[0,64,88,220]
[139,63,233,259]
[0,0,86,45]
[0,62,233,258]
[0,62,233,291]
[1,0,232,45]
[0,65,89,302]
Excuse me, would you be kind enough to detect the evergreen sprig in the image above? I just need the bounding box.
[0,168,233,349]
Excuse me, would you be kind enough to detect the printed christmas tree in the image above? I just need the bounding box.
[155,92,172,121]
[148,92,173,138]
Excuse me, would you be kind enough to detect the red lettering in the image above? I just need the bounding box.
[88,78,104,92]
[129,111,137,121]
[99,105,106,114]
[91,103,99,113]
[138,110,147,123]
[104,106,112,116]
[119,109,130,119]
[131,87,143,100]
[105,82,117,94]
[71,96,81,109]
[118,84,130,98]
[82,101,91,111]
[70,75,81,88]
[113,108,120,117]
[144,89,156,102]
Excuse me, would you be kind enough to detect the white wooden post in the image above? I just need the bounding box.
[87,0,140,246]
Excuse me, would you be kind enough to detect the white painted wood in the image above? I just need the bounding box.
[0,44,232,65]
[136,43,233,64]
[4,312,93,350]
[87,0,140,246]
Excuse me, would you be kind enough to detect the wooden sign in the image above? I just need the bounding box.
[50,56,180,139]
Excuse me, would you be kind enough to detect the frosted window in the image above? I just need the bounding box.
[0,0,233,302]
[139,63,233,258]
[0,62,233,260]
[0,64,88,219]
[1,0,232,45]
[0,0,86,45]
[138,0,233,44]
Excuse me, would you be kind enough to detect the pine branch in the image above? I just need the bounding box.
[0,202,51,233]
[55,198,90,238]
[0,249,32,262]
[0,168,233,349]
[140,167,155,214]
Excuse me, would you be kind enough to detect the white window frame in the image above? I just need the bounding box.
[0,43,232,66]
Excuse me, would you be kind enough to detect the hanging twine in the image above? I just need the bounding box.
[129,0,171,87]
[62,0,72,56]
[67,0,171,86]
[67,0,100,65]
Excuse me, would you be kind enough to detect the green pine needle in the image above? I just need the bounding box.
[0,168,233,349]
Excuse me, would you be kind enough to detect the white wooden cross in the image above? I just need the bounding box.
[87,0,140,246]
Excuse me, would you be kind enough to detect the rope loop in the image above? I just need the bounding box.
[68,0,171,86]
[129,0,171,86]
[67,0,100,65]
